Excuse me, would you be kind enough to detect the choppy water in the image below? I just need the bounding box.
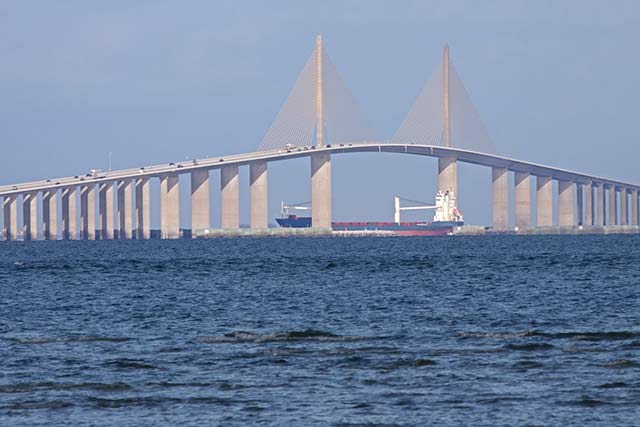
[1,235,639,426]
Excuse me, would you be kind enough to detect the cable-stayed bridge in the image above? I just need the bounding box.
[0,35,637,240]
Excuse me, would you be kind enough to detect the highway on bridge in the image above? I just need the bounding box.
[1,142,637,197]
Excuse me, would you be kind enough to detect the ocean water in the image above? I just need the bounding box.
[1,235,639,426]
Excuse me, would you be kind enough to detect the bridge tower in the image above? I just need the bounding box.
[438,44,458,202]
[311,34,332,228]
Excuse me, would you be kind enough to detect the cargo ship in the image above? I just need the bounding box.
[276,191,463,236]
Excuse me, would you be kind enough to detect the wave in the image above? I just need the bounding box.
[104,359,157,370]
[460,330,640,342]
[383,358,437,371]
[598,381,628,389]
[513,360,544,370]
[9,335,130,345]
[88,396,254,408]
[196,329,374,344]
[562,397,609,407]
[147,381,217,389]
[0,382,131,393]
[505,343,554,351]
[603,359,639,369]
[5,400,73,410]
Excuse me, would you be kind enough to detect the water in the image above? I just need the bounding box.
[1,235,639,426]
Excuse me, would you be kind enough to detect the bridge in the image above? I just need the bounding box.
[1,35,638,240]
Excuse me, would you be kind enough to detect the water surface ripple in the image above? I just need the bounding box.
[1,235,639,425]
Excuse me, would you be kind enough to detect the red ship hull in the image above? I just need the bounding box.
[277,216,462,236]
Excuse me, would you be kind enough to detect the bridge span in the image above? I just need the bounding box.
[2,35,638,240]
[0,142,638,240]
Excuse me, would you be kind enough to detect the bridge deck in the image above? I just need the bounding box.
[0,143,637,196]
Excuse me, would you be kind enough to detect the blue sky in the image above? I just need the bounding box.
[1,0,639,226]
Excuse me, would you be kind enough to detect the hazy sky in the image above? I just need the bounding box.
[2,0,639,227]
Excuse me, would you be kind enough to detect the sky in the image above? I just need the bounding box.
[1,0,639,227]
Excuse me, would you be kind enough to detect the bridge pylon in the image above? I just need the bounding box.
[312,34,331,228]
[438,44,457,201]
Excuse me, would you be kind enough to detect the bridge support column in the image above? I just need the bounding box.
[191,170,210,236]
[620,188,628,225]
[23,192,38,241]
[106,182,114,239]
[311,152,332,228]
[585,183,593,226]
[596,183,605,226]
[438,157,458,199]
[514,172,531,228]
[118,179,133,239]
[250,161,268,229]
[576,184,584,226]
[68,187,77,240]
[99,184,106,239]
[43,190,57,240]
[160,174,180,239]
[632,189,639,226]
[81,184,96,240]
[62,189,69,239]
[221,165,240,229]
[558,180,574,226]
[136,178,151,239]
[62,187,77,240]
[3,195,18,241]
[536,176,553,227]
[99,182,114,240]
[492,167,508,231]
[608,186,617,225]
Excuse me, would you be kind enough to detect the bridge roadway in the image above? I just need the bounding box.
[0,142,637,197]
[1,142,638,240]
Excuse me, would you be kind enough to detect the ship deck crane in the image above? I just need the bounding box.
[394,192,463,224]
[394,196,436,224]
[281,201,311,217]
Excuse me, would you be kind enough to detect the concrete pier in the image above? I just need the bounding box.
[99,184,107,239]
[160,174,180,239]
[22,194,30,240]
[576,184,584,226]
[514,171,531,227]
[118,179,133,239]
[536,176,553,227]
[596,183,605,226]
[608,186,618,226]
[585,183,593,226]
[620,188,628,225]
[311,152,332,228]
[492,167,508,231]
[191,170,210,235]
[558,180,574,226]
[310,34,331,229]
[221,165,240,229]
[136,177,151,239]
[62,187,77,240]
[81,184,96,240]
[632,189,639,226]
[105,182,114,239]
[43,190,57,240]
[3,195,18,240]
[62,189,70,239]
[250,160,268,229]
[99,182,114,240]
[23,192,38,241]
[438,45,458,203]
[68,187,77,240]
